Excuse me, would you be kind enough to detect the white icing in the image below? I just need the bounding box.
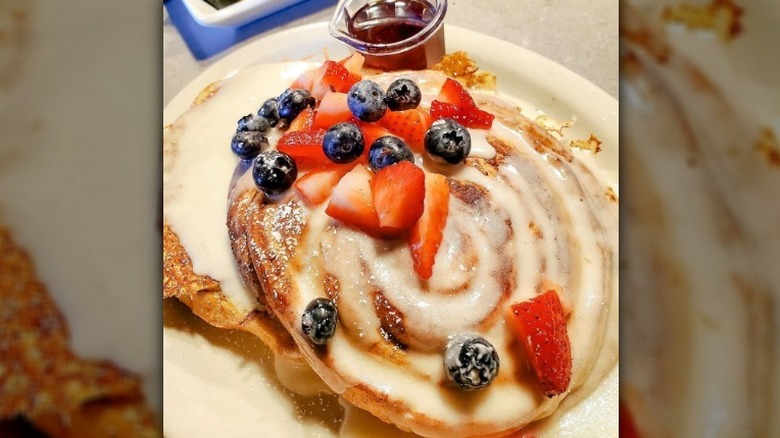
[280,72,618,435]
[468,128,497,160]
[163,62,316,313]
[166,62,617,437]
[274,354,332,396]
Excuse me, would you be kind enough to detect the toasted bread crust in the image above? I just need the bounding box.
[163,223,299,359]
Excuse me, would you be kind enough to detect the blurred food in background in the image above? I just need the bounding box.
[0,228,160,437]
[0,0,160,435]
[620,0,779,436]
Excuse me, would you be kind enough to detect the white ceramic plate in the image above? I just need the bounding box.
[163,22,618,438]
[182,0,314,27]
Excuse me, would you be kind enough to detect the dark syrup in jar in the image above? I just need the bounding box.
[352,20,427,45]
[346,0,444,70]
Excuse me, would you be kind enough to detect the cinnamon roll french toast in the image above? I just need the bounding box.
[163,53,617,437]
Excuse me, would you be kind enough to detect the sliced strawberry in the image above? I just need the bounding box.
[288,106,315,132]
[311,60,362,100]
[276,129,328,169]
[351,122,392,165]
[339,52,365,76]
[409,172,449,279]
[290,68,316,91]
[312,92,354,129]
[379,108,432,152]
[294,165,353,206]
[430,100,495,129]
[326,165,382,236]
[359,123,393,149]
[508,290,572,397]
[436,78,477,109]
[371,161,425,234]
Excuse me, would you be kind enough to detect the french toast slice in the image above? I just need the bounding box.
[226,68,618,437]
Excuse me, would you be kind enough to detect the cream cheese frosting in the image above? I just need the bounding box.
[163,61,618,437]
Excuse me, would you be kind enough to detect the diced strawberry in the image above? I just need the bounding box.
[312,92,354,129]
[359,123,393,149]
[346,122,391,165]
[326,165,382,236]
[508,290,572,397]
[276,129,328,169]
[379,108,432,152]
[294,165,353,206]
[371,161,425,234]
[288,107,315,132]
[290,68,315,91]
[409,172,449,279]
[339,52,365,76]
[436,78,477,109]
[430,100,495,129]
[311,60,362,100]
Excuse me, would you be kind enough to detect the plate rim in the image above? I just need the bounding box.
[164,22,617,121]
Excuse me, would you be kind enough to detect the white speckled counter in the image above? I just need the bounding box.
[163,0,618,104]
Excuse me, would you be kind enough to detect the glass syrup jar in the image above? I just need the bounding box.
[329,0,447,71]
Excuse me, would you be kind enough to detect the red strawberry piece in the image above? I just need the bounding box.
[378,108,432,152]
[354,122,393,165]
[312,92,354,129]
[276,129,328,169]
[326,165,382,236]
[288,106,315,132]
[371,161,425,235]
[294,165,353,206]
[430,100,495,129]
[409,172,449,279]
[338,52,365,76]
[311,60,362,100]
[436,78,477,108]
[290,68,315,91]
[359,122,393,149]
[508,290,573,397]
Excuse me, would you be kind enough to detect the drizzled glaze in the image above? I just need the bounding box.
[164,62,618,437]
[228,70,617,436]
[164,62,314,314]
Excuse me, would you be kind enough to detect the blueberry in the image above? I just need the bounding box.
[323,122,365,164]
[252,150,297,195]
[384,78,422,111]
[444,334,499,390]
[277,89,315,125]
[237,113,271,133]
[231,131,268,161]
[368,136,414,172]
[424,118,471,165]
[258,98,281,127]
[347,80,388,122]
[301,298,338,345]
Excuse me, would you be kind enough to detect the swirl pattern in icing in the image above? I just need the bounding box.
[229,70,618,437]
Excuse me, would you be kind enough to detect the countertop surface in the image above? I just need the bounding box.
[164,0,618,105]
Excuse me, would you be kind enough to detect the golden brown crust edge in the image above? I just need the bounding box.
[163,221,300,359]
